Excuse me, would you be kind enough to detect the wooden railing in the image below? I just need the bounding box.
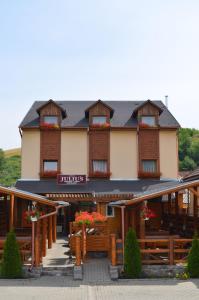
[110,235,192,266]
[0,237,32,264]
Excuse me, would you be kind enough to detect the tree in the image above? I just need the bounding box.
[187,235,199,278]
[1,230,23,278]
[179,156,197,171]
[124,228,141,278]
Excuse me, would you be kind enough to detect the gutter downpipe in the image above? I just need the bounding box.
[29,204,65,272]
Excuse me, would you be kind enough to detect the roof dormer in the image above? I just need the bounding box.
[37,99,66,129]
[85,100,114,126]
[133,100,163,127]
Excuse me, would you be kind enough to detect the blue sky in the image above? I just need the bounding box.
[1,0,199,149]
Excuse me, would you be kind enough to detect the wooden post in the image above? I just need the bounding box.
[42,218,47,257]
[35,220,41,267]
[175,192,179,216]
[110,234,116,266]
[48,216,53,249]
[82,223,86,261]
[121,206,125,262]
[193,187,198,231]
[169,238,174,265]
[75,235,81,266]
[168,193,172,214]
[9,194,15,230]
[52,214,57,243]
[140,204,145,239]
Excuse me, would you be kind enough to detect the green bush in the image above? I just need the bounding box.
[1,230,23,278]
[124,228,141,278]
[187,235,199,278]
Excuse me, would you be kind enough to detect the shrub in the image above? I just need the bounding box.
[187,234,199,278]
[124,228,141,278]
[1,229,23,278]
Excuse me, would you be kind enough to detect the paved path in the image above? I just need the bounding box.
[0,277,199,300]
[43,237,71,267]
[83,258,111,283]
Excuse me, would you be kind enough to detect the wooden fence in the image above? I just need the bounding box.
[110,235,192,266]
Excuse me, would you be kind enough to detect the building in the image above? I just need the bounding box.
[0,97,196,269]
[15,98,180,233]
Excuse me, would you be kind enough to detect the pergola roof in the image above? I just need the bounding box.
[0,185,57,206]
[109,179,199,206]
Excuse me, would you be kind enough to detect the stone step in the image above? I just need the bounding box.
[42,266,74,277]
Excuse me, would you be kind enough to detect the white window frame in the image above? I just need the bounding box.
[141,116,156,126]
[106,205,115,217]
[43,160,58,172]
[92,160,107,173]
[142,160,157,173]
[92,116,107,125]
[43,116,58,125]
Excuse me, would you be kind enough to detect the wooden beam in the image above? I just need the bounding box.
[52,214,57,243]
[9,194,15,230]
[42,218,47,257]
[110,234,116,266]
[48,216,53,249]
[75,235,81,266]
[175,192,179,216]
[189,187,199,198]
[35,220,41,267]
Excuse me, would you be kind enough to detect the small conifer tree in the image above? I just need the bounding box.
[124,228,141,278]
[187,234,199,278]
[1,229,23,278]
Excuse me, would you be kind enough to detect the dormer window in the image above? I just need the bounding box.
[140,116,156,126]
[43,116,58,125]
[92,116,107,125]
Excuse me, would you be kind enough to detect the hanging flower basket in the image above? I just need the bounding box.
[140,205,156,221]
[24,210,42,222]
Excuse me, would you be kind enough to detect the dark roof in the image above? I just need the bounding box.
[183,167,199,182]
[15,179,180,195]
[0,185,57,206]
[110,179,199,206]
[19,100,180,129]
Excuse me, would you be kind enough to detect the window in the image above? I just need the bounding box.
[43,160,58,171]
[43,116,58,125]
[93,160,107,173]
[92,116,107,125]
[106,205,115,217]
[142,160,157,173]
[141,116,156,126]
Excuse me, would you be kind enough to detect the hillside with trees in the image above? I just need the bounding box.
[0,149,21,187]
[0,128,198,187]
[179,128,199,171]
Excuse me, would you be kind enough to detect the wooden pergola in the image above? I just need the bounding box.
[108,179,199,266]
[0,185,68,267]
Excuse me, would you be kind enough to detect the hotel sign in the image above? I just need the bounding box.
[57,174,87,185]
